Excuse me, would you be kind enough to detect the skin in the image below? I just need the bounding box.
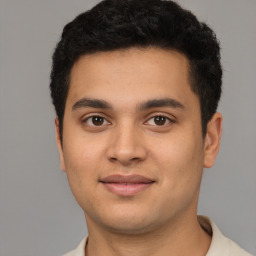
[55,47,222,256]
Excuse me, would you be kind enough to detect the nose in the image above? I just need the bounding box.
[106,124,148,166]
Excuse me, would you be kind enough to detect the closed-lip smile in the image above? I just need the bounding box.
[100,174,155,196]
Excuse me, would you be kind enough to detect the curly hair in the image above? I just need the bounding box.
[50,0,222,140]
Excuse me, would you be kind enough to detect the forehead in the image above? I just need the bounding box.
[67,47,197,109]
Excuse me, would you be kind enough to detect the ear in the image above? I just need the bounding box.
[203,112,222,168]
[55,118,66,172]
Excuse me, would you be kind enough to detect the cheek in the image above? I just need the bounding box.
[64,128,103,166]
[151,132,204,184]
[62,144,103,210]
[62,135,105,192]
[150,134,204,212]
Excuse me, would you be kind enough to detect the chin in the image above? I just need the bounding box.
[105,220,155,235]
[95,210,159,235]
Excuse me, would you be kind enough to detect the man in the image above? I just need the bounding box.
[50,0,252,255]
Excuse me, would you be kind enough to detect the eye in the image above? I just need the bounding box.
[83,116,109,126]
[146,115,173,126]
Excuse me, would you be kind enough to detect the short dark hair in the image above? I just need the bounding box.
[50,0,222,140]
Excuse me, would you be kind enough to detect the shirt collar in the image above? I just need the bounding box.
[72,215,251,256]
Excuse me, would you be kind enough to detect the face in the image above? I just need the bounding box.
[56,47,222,234]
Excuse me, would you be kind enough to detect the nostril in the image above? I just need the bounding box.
[109,156,118,162]
[107,155,143,166]
[131,157,140,161]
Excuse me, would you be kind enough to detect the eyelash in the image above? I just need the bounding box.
[82,115,110,127]
[145,115,174,126]
[82,114,175,128]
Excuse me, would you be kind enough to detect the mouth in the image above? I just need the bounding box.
[100,174,155,196]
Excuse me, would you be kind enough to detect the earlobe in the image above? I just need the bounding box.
[55,118,66,172]
[203,112,222,168]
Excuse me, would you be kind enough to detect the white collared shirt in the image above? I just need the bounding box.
[62,216,252,256]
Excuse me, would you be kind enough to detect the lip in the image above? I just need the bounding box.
[100,174,155,196]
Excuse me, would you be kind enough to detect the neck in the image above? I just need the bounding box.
[84,213,211,256]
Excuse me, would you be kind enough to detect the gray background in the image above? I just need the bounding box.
[0,0,255,255]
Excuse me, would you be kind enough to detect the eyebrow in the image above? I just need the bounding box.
[72,97,184,111]
[72,98,112,111]
[137,98,185,111]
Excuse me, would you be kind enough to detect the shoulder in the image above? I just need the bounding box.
[61,237,87,256]
[198,216,253,256]
[62,250,76,256]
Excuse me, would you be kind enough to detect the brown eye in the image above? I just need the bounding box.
[84,116,109,126]
[92,116,104,126]
[146,115,173,126]
[154,116,167,126]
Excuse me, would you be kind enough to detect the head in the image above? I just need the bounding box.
[50,0,222,236]
[50,0,222,141]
